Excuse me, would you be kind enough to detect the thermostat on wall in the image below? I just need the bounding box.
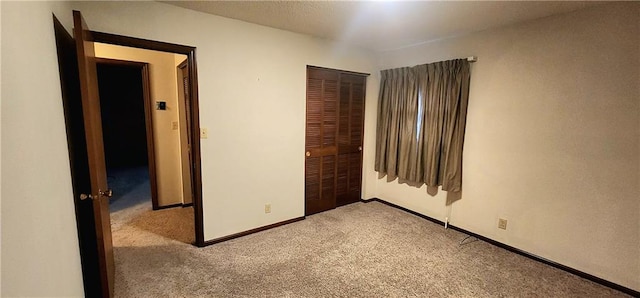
[156,101,166,110]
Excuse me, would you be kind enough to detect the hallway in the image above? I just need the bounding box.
[108,166,194,244]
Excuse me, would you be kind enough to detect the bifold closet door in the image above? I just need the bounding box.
[305,67,367,216]
[305,68,339,215]
[336,74,366,206]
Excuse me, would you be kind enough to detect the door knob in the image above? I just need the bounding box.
[305,151,311,157]
[358,146,362,151]
[100,189,113,198]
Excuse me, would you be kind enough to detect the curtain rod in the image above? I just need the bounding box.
[467,56,477,62]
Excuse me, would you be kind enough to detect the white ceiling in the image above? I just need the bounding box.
[161,1,602,52]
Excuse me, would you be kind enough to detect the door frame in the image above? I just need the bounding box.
[95,58,160,210]
[91,31,205,247]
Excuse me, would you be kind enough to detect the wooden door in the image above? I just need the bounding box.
[55,14,101,296]
[305,67,367,215]
[305,68,339,215]
[177,60,194,204]
[73,10,115,297]
[336,74,366,206]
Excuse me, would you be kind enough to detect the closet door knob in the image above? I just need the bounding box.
[305,151,311,157]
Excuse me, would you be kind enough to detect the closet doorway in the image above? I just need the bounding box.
[304,66,368,215]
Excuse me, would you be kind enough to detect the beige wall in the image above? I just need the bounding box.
[94,44,185,207]
[1,1,85,296]
[374,2,640,291]
[71,1,380,240]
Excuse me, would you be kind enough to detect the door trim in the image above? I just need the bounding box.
[91,31,205,247]
[95,58,160,210]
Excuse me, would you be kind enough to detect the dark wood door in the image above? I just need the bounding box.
[73,10,115,297]
[54,14,102,297]
[336,74,366,206]
[177,60,194,204]
[305,68,339,215]
[305,67,367,215]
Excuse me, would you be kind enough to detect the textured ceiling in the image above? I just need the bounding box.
[161,1,601,52]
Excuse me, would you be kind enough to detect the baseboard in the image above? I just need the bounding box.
[361,198,639,297]
[362,197,446,226]
[154,202,194,210]
[201,216,306,247]
[154,203,183,210]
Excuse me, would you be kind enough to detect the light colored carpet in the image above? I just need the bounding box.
[111,201,629,297]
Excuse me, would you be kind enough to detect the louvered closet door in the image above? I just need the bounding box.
[336,74,366,206]
[305,68,339,215]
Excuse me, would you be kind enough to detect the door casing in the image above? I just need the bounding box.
[54,10,206,297]
[90,30,205,247]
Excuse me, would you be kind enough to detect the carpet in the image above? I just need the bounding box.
[111,201,628,297]
[108,166,152,213]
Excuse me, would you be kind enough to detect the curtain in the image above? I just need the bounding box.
[375,59,470,192]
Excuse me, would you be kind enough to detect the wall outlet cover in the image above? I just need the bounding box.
[200,128,208,139]
[498,218,508,230]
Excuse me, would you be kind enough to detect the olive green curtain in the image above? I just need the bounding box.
[375,59,470,192]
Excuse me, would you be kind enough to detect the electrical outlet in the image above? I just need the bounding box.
[200,128,208,139]
[171,121,179,130]
[264,204,271,214]
[498,218,508,230]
